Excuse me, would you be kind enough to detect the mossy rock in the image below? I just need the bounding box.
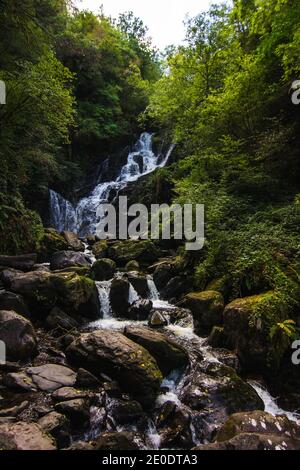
[39,229,68,262]
[91,259,116,281]
[180,290,224,336]
[223,292,277,373]
[107,240,161,266]
[92,241,108,259]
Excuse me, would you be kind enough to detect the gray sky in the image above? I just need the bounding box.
[75,0,220,49]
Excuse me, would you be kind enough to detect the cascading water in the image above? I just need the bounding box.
[49,133,174,236]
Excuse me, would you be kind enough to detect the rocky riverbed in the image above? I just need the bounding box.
[0,230,300,451]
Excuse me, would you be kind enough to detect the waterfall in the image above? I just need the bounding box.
[96,281,112,319]
[49,133,174,236]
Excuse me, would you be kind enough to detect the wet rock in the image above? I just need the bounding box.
[0,310,37,360]
[76,368,100,388]
[50,251,90,271]
[0,401,29,417]
[196,411,300,450]
[156,401,193,449]
[38,411,70,449]
[168,307,194,328]
[180,291,224,335]
[108,399,144,425]
[0,421,56,450]
[127,273,149,297]
[109,277,130,317]
[66,330,162,408]
[223,293,275,372]
[148,311,169,328]
[46,307,80,332]
[26,364,77,392]
[4,270,100,320]
[107,240,160,266]
[0,289,30,318]
[62,231,85,252]
[161,277,187,301]
[92,240,108,259]
[124,326,189,375]
[66,441,95,450]
[55,399,90,428]
[5,371,37,391]
[127,299,153,321]
[94,432,140,450]
[91,259,116,281]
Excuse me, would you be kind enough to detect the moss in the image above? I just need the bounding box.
[38,228,68,261]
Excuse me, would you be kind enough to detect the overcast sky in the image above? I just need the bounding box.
[75,0,222,49]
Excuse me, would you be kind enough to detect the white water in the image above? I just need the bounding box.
[249,380,300,424]
[49,133,174,236]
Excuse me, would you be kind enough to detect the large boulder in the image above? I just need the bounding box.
[92,240,109,259]
[62,231,85,252]
[0,289,30,318]
[124,326,189,375]
[55,399,90,428]
[161,276,187,301]
[180,291,224,335]
[91,259,116,281]
[109,277,130,317]
[0,254,37,271]
[50,251,90,271]
[223,293,275,372]
[107,240,160,266]
[196,411,300,450]
[153,262,177,291]
[38,411,70,449]
[66,330,163,407]
[94,432,140,450]
[0,422,56,450]
[3,270,100,320]
[0,310,37,360]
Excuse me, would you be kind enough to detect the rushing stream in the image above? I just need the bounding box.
[49,133,300,449]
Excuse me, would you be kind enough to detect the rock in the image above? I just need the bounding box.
[0,310,37,360]
[50,251,90,271]
[76,368,100,388]
[66,441,95,450]
[109,277,130,317]
[180,362,264,441]
[148,311,169,328]
[168,307,194,328]
[0,401,29,417]
[46,307,79,332]
[0,254,37,271]
[127,299,153,321]
[124,326,189,375]
[161,277,187,301]
[127,273,149,297]
[125,260,140,272]
[26,364,77,392]
[153,262,177,290]
[223,293,275,372]
[55,399,90,427]
[5,371,37,391]
[52,387,91,402]
[62,231,85,252]
[94,432,140,450]
[39,228,69,262]
[38,411,70,449]
[108,399,144,425]
[92,240,108,259]
[180,291,224,335]
[208,326,225,348]
[0,290,30,318]
[196,411,300,450]
[66,330,163,407]
[156,401,193,448]
[0,421,56,450]
[91,259,116,281]
[107,240,160,266]
[5,270,100,320]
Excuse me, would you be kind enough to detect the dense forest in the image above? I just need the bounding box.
[0,0,300,453]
